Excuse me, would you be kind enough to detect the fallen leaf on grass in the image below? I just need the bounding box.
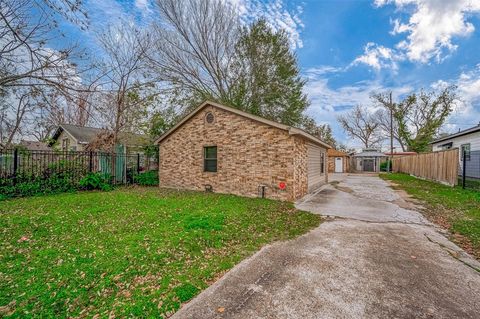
[217,307,225,313]
[17,236,29,243]
[0,300,16,316]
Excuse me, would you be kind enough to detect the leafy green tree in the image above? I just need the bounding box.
[230,19,309,127]
[142,106,177,158]
[337,143,356,154]
[373,86,456,152]
[302,117,337,147]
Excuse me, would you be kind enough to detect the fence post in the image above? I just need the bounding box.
[462,149,466,189]
[137,153,140,174]
[89,151,93,172]
[12,148,18,185]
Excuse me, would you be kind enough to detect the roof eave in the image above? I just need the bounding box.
[155,101,211,144]
[49,126,65,145]
[430,127,480,144]
[155,101,331,148]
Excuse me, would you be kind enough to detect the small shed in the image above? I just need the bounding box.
[327,149,350,173]
[352,149,388,172]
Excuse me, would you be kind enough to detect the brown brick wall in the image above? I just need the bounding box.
[293,137,308,200]
[159,105,305,201]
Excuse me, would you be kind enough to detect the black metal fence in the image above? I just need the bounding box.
[459,149,480,191]
[0,148,158,197]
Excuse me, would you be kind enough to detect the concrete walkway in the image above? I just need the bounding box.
[173,174,480,319]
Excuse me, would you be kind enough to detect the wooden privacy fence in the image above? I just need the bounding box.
[392,148,459,186]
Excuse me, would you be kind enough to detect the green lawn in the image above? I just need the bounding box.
[0,187,321,318]
[381,173,480,258]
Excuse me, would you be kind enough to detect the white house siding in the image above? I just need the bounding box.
[432,131,480,154]
[432,130,480,178]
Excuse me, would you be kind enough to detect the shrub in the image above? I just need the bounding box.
[43,159,87,180]
[380,160,392,172]
[0,174,78,200]
[135,170,158,186]
[79,173,113,191]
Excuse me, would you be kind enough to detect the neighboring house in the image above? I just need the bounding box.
[156,101,332,201]
[352,149,388,172]
[431,124,480,179]
[50,124,148,153]
[431,124,480,159]
[17,140,51,151]
[327,149,349,173]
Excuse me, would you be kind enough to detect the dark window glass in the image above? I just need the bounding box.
[206,112,215,124]
[320,153,324,174]
[204,146,217,172]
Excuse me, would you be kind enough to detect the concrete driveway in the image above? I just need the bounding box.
[173,174,480,319]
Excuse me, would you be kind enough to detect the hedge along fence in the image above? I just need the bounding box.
[391,148,459,186]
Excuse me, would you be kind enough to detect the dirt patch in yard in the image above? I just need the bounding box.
[451,233,477,257]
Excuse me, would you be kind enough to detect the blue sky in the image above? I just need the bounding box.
[57,0,480,148]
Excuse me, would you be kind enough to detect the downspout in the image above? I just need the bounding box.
[158,144,161,187]
[324,150,329,183]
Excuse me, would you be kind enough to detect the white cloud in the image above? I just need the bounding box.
[305,65,345,76]
[352,42,402,70]
[135,0,149,10]
[303,67,413,146]
[442,66,480,131]
[228,0,305,49]
[402,66,480,133]
[375,0,480,63]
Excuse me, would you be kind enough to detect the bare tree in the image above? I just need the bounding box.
[337,106,383,148]
[95,22,155,149]
[373,108,406,151]
[0,88,39,145]
[29,87,100,141]
[0,0,90,145]
[149,0,240,106]
[0,0,87,91]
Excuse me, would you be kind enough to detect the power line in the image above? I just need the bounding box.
[444,122,479,125]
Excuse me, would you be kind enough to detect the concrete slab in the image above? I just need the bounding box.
[172,174,480,319]
[296,175,431,225]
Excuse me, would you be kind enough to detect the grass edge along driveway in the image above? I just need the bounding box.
[381,173,480,259]
[0,187,321,318]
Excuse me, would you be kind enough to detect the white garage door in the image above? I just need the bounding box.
[307,143,323,190]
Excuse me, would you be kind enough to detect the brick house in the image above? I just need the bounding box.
[156,101,331,201]
[327,149,350,173]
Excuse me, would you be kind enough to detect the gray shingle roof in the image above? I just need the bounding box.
[60,124,104,144]
[353,150,388,157]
